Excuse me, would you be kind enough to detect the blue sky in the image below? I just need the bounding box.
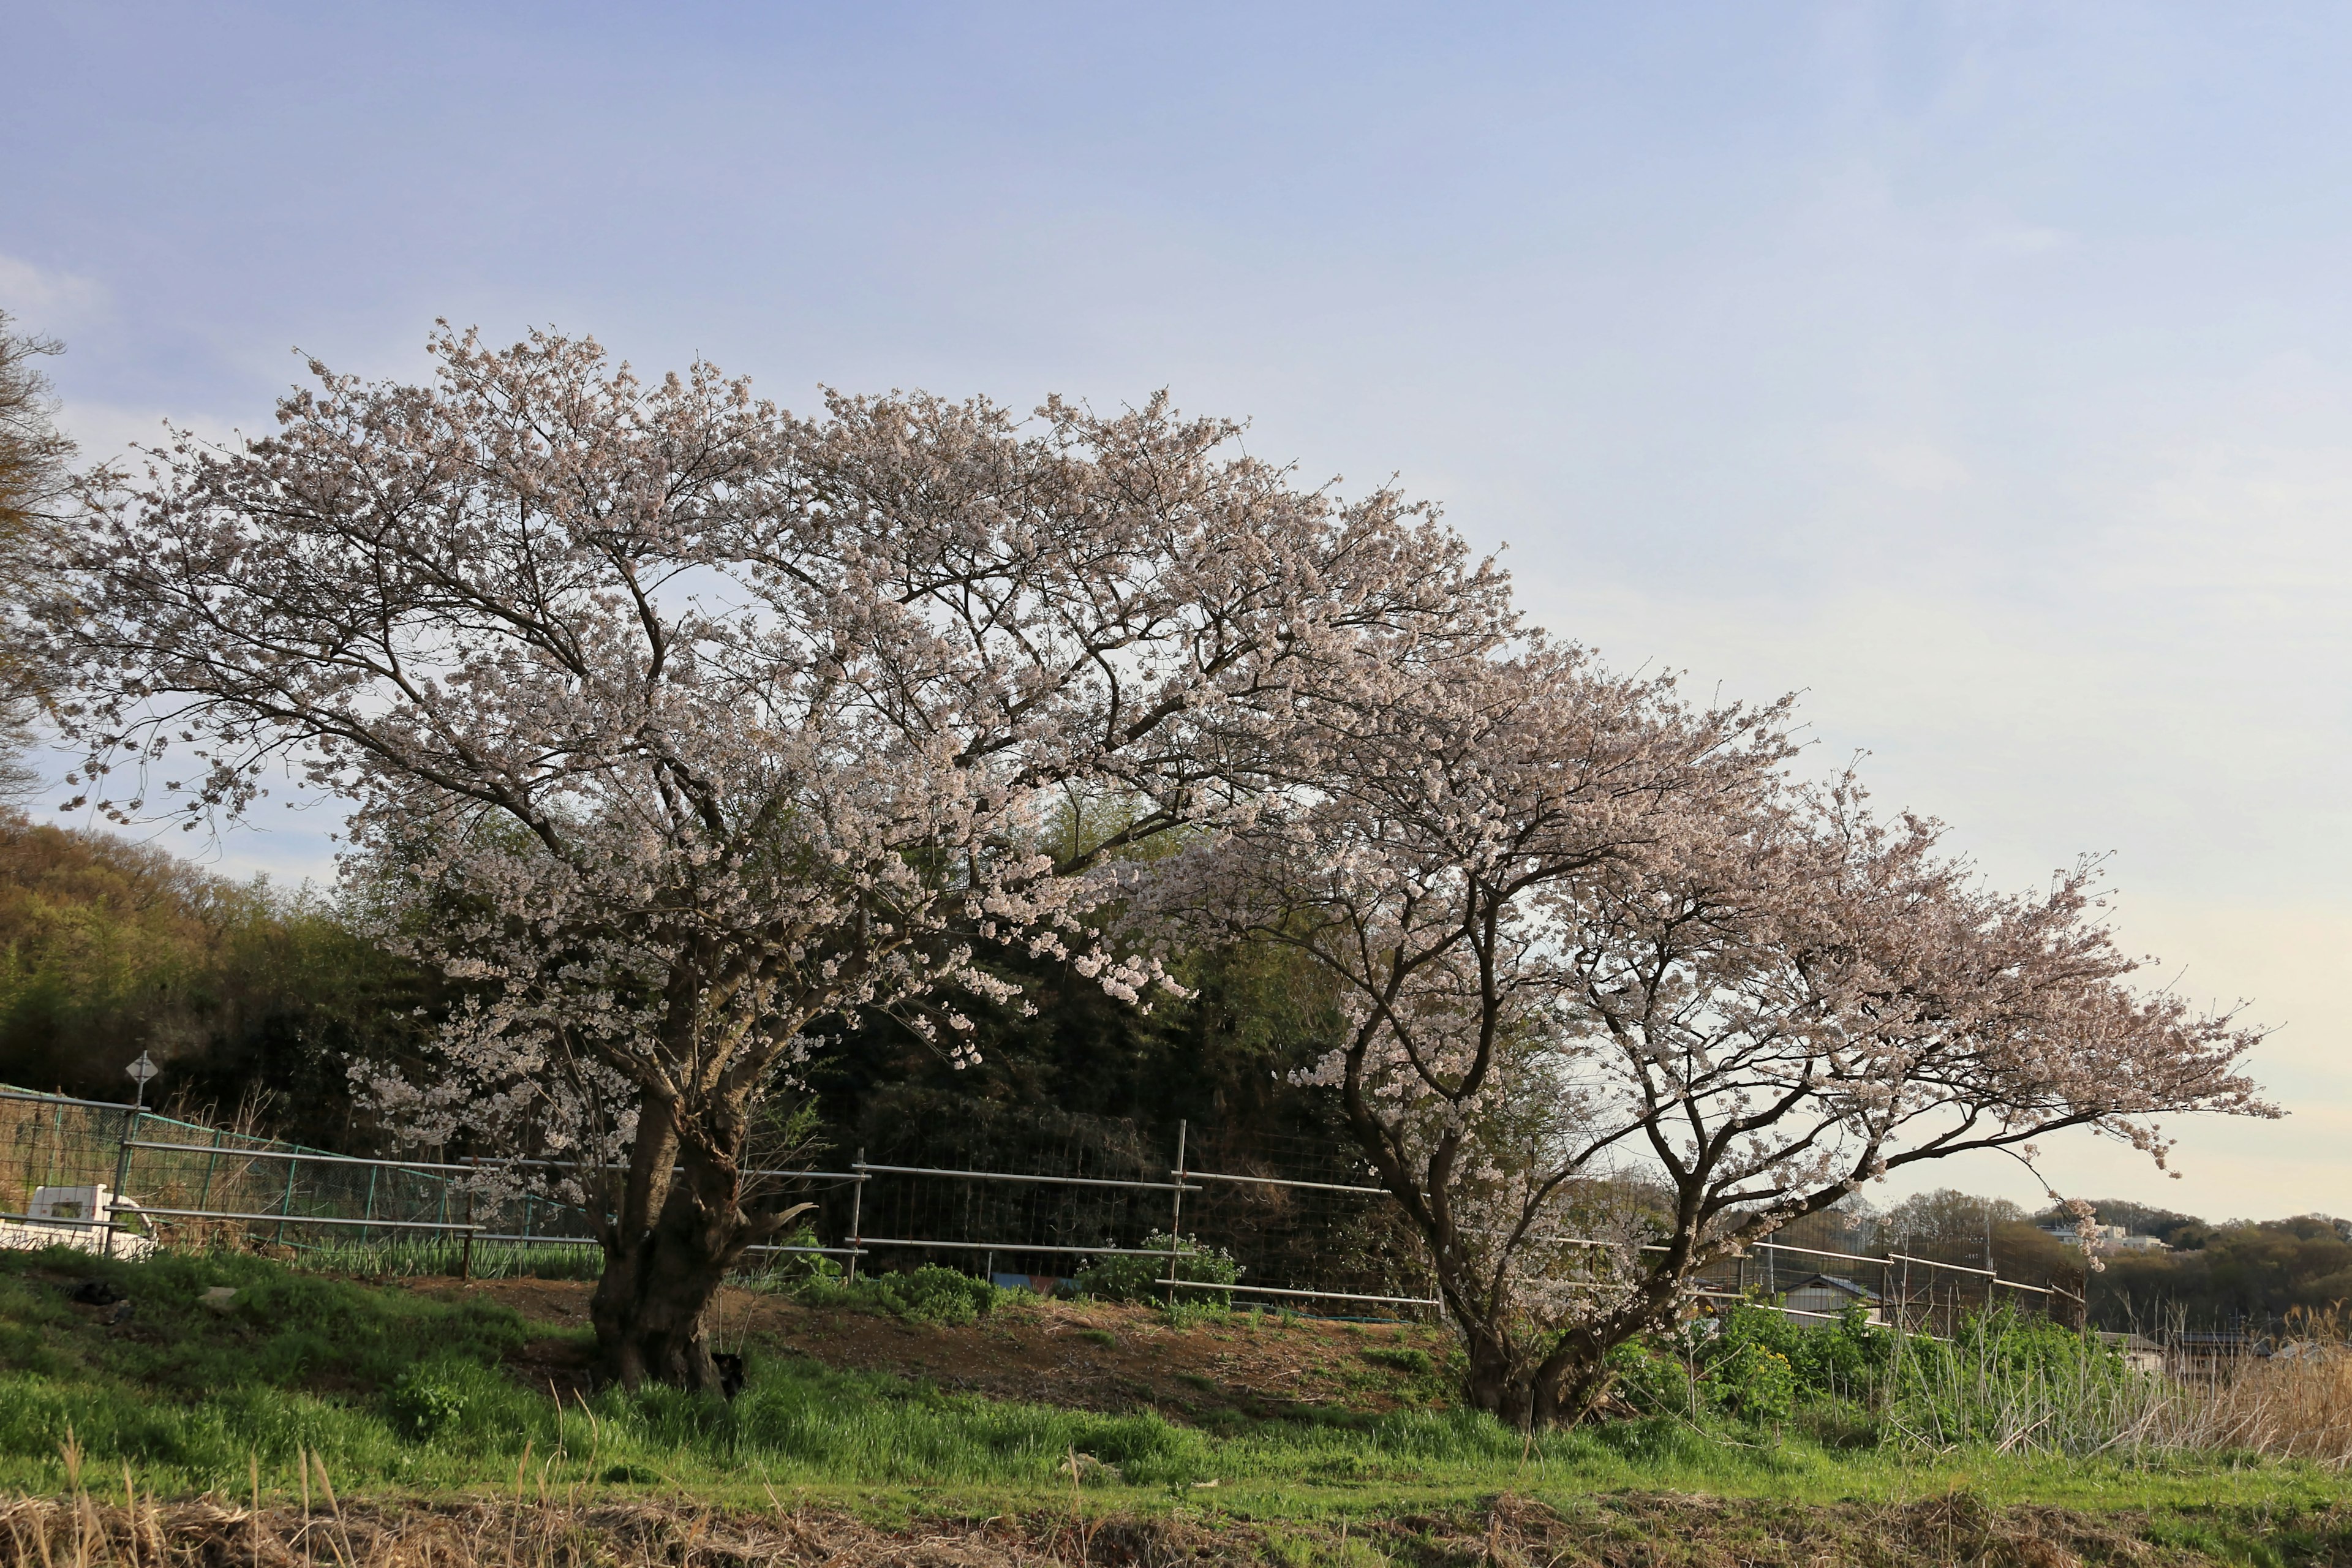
[6,2,2348,1219]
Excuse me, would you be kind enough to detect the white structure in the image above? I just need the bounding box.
[1779,1272,1885,1325]
[0,1185,156,1259]
[2036,1222,2168,1254]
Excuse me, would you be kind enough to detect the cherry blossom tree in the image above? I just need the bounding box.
[48,325,1506,1390]
[1129,647,2273,1425]
[0,311,82,794]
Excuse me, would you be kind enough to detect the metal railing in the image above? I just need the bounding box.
[0,1086,2081,1329]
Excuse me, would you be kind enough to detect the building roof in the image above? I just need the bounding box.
[1785,1272,1882,1303]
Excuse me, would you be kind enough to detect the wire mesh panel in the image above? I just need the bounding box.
[1180,1128,1436,1311]
[0,1086,2089,1326]
[124,1114,478,1267]
[0,1091,129,1215]
[1685,1238,2075,1338]
[843,1107,1180,1280]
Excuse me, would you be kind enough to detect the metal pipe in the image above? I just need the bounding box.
[1165,1278,1438,1309]
[851,1160,1198,1193]
[133,1207,483,1232]
[851,1237,1180,1259]
[1164,1120,1188,1305]
[107,1107,138,1260]
[846,1148,864,1283]
[1885,1250,1994,1278]
[466,1157,864,1182]
[0,1087,141,1112]
[123,1140,479,1175]
[1183,1169,1387,1196]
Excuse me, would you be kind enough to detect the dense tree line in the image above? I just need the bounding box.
[2084,1212,2352,1335]
[1815,1186,2352,1335]
[0,813,432,1148]
[0,807,1352,1170]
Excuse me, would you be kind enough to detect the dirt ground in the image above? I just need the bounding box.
[4,1488,2322,1568]
[398,1275,1456,1422]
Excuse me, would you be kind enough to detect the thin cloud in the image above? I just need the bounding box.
[0,252,107,330]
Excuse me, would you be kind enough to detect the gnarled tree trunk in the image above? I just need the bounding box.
[1428,1223,1692,1429]
[585,1092,809,1393]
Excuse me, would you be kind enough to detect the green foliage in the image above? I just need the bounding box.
[383,1363,472,1441]
[760,1226,843,1283]
[1604,1341,1692,1417]
[1362,1345,1433,1376]
[788,1265,1000,1325]
[1705,1341,1797,1425]
[0,1248,2338,1526]
[1076,1232,1242,1305]
[1648,1297,2155,1453]
[287,1237,604,1283]
[0,815,433,1144]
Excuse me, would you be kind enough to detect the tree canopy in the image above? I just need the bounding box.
[47,323,2276,1412]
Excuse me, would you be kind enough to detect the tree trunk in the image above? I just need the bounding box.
[588,1105,747,1394]
[589,1201,736,1392]
[1446,1275,1682,1430]
[1459,1332,1537,1429]
[1455,1329,1631,1428]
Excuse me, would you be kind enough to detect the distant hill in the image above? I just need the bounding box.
[0,813,429,1147]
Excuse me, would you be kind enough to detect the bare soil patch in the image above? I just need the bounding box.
[397,1276,1455,1422]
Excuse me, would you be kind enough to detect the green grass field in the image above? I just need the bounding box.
[2,1246,2348,1564]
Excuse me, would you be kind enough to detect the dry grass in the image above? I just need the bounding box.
[1908,1349,2352,1467]
[2190,1349,2352,1466]
[2,1485,2331,1568]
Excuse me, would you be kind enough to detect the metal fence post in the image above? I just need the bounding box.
[459,1186,474,1280]
[1163,1119,1188,1305]
[106,1108,138,1259]
[195,1128,222,1218]
[847,1149,865,1283]
[274,1156,298,1250]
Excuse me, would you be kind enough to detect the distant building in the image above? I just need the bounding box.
[2166,1330,2272,1370]
[2035,1222,2167,1254]
[2093,1330,2166,1374]
[1779,1272,1885,1324]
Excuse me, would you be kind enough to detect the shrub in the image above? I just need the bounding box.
[1075,1233,1242,1305]
[872,1266,996,1327]
[753,1227,842,1284]
[1604,1341,1692,1417]
[383,1365,469,1441]
[1704,1341,1796,1425]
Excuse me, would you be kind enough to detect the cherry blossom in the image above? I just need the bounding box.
[1126,646,2272,1423]
[48,325,1501,1390]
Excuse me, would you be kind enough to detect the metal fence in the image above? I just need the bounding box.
[0,1085,2076,1330]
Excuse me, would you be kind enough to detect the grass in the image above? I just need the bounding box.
[0,1246,2348,1564]
[285,1237,606,1283]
